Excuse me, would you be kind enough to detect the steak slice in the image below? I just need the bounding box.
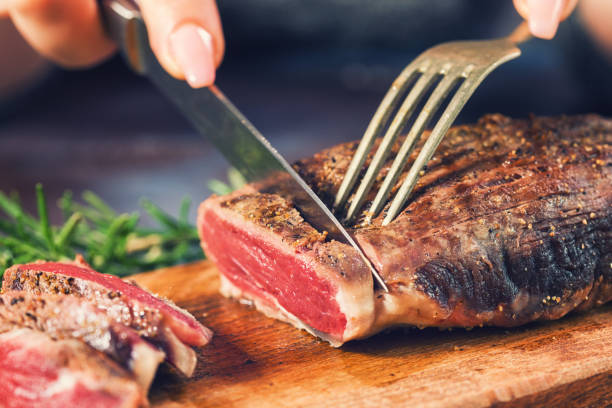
[0,292,165,389]
[198,114,612,346]
[0,328,146,408]
[2,258,212,348]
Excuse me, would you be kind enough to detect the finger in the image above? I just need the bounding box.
[580,0,612,55]
[138,0,225,88]
[7,0,115,67]
[513,0,579,39]
[1,1,8,17]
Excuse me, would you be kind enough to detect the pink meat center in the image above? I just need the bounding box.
[0,341,124,408]
[202,211,347,338]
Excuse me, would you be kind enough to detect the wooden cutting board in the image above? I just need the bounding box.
[132,261,612,408]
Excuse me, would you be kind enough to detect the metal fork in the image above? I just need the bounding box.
[334,22,532,226]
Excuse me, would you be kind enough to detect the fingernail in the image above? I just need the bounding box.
[527,0,565,39]
[169,23,215,88]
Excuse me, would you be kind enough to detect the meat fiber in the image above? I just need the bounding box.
[0,328,146,408]
[2,258,213,348]
[0,292,165,389]
[198,114,612,346]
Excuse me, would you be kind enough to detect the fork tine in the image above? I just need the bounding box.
[343,69,439,222]
[382,66,481,225]
[333,61,428,211]
[366,65,464,223]
[337,22,528,228]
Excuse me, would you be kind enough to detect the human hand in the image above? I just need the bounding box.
[579,0,612,56]
[1,0,224,88]
[513,0,578,39]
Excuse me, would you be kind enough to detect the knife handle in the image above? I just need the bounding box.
[98,0,148,74]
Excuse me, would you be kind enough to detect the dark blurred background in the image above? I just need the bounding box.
[1,0,611,224]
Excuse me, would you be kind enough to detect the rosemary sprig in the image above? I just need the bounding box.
[207,167,246,195]
[36,183,57,257]
[0,168,245,282]
[0,185,205,281]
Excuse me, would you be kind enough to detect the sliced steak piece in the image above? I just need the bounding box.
[198,114,612,346]
[199,193,374,345]
[2,259,212,348]
[0,328,146,408]
[0,292,165,389]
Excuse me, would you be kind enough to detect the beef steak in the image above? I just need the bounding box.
[0,329,146,408]
[0,292,166,389]
[2,258,213,348]
[198,114,612,346]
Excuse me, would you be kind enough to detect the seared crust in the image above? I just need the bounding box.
[3,266,165,338]
[204,114,612,341]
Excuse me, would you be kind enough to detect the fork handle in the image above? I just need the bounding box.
[507,21,532,44]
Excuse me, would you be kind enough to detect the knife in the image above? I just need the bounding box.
[99,0,388,292]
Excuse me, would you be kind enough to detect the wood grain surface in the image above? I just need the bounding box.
[132,261,612,408]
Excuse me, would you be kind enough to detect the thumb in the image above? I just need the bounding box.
[513,0,578,39]
[138,0,224,88]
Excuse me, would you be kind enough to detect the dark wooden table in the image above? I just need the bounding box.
[133,261,612,408]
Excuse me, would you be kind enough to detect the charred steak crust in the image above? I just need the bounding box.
[200,114,611,343]
[3,267,164,338]
[2,261,212,347]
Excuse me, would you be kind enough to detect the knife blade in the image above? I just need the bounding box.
[99,0,388,292]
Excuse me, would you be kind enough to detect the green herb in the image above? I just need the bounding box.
[36,183,57,257]
[207,167,246,195]
[0,168,245,282]
[0,185,204,280]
